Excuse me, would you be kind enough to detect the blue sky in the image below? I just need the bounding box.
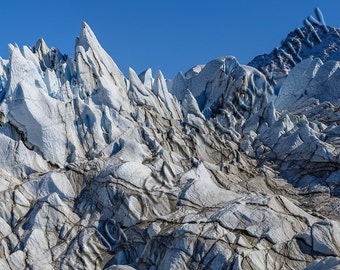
[0,1,339,78]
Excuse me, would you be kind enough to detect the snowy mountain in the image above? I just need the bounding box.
[0,21,340,269]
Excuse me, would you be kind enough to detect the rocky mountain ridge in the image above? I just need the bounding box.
[0,20,339,269]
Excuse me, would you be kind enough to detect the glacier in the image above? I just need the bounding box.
[0,21,339,269]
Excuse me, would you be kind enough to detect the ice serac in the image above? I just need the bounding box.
[171,56,273,142]
[276,58,340,111]
[129,68,181,119]
[75,22,129,111]
[0,20,340,270]
[1,45,70,165]
[274,58,323,111]
[138,68,154,89]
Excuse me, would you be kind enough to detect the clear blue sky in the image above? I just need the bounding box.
[0,1,339,78]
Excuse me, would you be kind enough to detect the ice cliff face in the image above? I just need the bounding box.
[0,21,340,269]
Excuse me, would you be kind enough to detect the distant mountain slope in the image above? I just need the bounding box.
[249,25,340,94]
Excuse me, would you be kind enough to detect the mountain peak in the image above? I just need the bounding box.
[77,21,100,51]
[75,22,127,92]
